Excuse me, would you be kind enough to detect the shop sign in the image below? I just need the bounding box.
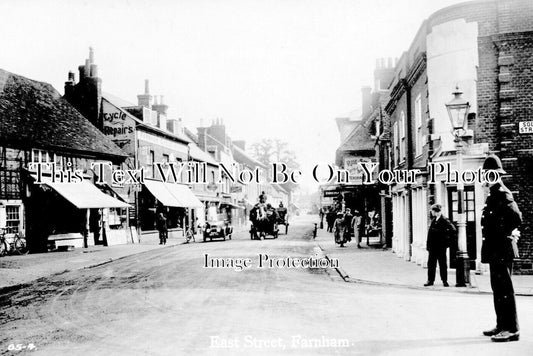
[519,121,533,134]
[207,182,218,191]
[323,190,339,198]
[230,185,242,193]
[343,157,376,184]
[102,100,136,155]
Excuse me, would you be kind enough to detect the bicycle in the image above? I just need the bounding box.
[0,227,29,256]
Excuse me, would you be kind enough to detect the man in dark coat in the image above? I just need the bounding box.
[157,211,168,245]
[480,154,522,342]
[424,204,456,287]
[326,207,336,233]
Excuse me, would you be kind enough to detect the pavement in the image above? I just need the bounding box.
[313,224,533,296]
[0,224,252,292]
[0,232,188,292]
[3,220,533,297]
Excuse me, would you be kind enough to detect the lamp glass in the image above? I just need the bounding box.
[445,89,470,131]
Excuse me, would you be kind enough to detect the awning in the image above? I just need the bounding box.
[32,177,130,209]
[144,179,202,208]
[144,179,181,207]
[219,201,244,209]
[165,182,203,208]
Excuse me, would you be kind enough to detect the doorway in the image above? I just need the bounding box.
[447,186,476,270]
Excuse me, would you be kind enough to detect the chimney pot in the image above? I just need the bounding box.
[90,64,98,77]
[144,79,150,94]
[153,95,158,105]
[89,47,94,65]
[78,65,86,81]
[160,95,165,105]
[68,71,75,82]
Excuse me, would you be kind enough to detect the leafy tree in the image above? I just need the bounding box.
[250,138,300,194]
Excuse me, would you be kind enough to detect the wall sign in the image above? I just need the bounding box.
[519,121,533,134]
[102,99,136,155]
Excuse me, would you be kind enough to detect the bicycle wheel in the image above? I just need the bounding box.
[0,240,8,256]
[14,235,29,255]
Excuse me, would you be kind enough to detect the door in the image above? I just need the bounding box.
[448,186,476,270]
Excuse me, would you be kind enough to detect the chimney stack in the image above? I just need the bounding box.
[373,57,395,91]
[137,79,153,108]
[362,86,372,118]
[64,47,102,128]
[152,94,168,116]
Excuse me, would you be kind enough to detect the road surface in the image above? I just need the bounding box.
[1,215,532,355]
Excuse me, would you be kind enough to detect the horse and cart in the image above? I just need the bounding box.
[249,203,289,240]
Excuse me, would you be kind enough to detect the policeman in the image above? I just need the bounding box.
[480,154,522,342]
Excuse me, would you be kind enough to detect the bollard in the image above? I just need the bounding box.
[313,223,317,239]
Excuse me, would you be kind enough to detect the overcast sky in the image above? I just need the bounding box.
[0,0,468,191]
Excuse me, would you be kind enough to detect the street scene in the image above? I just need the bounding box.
[1,0,533,355]
[1,216,533,356]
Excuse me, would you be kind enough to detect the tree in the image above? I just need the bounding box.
[250,138,300,195]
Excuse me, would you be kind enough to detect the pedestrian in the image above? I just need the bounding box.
[424,204,456,287]
[326,207,336,233]
[319,207,325,229]
[334,212,346,247]
[352,210,362,248]
[157,210,168,245]
[343,208,353,243]
[480,154,522,342]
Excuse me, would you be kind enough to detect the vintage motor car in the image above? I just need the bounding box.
[203,213,233,242]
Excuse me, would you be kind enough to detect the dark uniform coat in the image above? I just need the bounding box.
[481,183,522,263]
[426,215,456,252]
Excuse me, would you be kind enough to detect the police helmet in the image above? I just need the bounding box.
[482,154,506,174]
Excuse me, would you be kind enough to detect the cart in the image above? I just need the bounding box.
[249,204,279,240]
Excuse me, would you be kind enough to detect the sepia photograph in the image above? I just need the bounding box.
[1,0,532,355]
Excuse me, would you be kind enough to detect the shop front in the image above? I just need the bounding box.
[141,179,203,239]
[24,175,131,251]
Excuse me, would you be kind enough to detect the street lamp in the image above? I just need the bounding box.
[445,86,470,287]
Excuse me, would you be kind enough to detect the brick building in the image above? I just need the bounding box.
[385,0,533,273]
[332,58,395,246]
[64,51,205,240]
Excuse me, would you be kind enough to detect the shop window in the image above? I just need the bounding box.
[31,149,51,164]
[6,205,20,233]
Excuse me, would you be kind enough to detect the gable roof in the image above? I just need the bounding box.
[232,144,267,169]
[337,122,376,152]
[0,69,126,161]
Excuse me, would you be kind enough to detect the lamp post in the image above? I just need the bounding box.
[445,86,470,287]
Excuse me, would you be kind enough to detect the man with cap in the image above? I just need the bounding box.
[481,154,522,342]
[424,203,456,287]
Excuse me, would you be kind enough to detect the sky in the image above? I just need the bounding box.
[0,0,469,191]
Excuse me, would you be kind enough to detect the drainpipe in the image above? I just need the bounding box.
[402,79,414,260]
